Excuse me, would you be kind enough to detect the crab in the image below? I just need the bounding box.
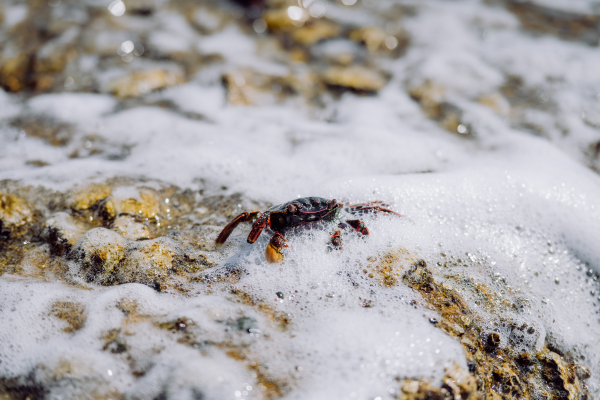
[215,197,401,263]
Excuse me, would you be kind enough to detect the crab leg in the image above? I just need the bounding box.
[215,211,260,246]
[248,212,270,243]
[328,230,342,250]
[345,200,388,209]
[265,232,288,263]
[341,219,369,236]
[345,203,401,217]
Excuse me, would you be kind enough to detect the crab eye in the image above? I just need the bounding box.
[286,204,297,213]
[329,199,337,208]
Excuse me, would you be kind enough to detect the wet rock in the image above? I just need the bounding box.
[158,317,195,333]
[365,248,417,287]
[0,47,31,93]
[574,363,591,381]
[504,0,600,46]
[349,27,409,55]
[263,7,306,33]
[50,301,87,333]
[10,114,74,147]
[399,365,478,400]
[486,332,501,351]
[408,80,446,119]
[408,82,474,137]
[477,92,511,117]
[0,192,32,228]
[43,212,88,255]
[166,227,221,264]
[106,69,185,98]
[33,27,80,89]
[443,364,479,399]
[312,39,363,66]
[226,316,258,333]
[222,69,297,106]
[111,215,151,241]
[115,237,183,285]
[101,328,128,354]
[71,228,130,284]
[539,351,587,399]
[102,186,162,220]
[321,65,387,93]
[69,183,112,211]
[290,20,340,46]
[381,251,592,399]
[491,364,524,397]
[403,259,434,289]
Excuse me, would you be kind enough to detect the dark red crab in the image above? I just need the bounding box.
[215,196,401,263]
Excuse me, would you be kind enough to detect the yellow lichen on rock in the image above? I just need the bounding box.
[69,183,112,211]
[107,69,185,98]
[408,80,446,119]
[262,8,302,33]
[321,66,387,92]
[365,248,418,287]
[111,215,151,241]
[399,258,592,399]
[291,21,340,46]
[50,301,87,333]
[350,27,388,53]
[399,364,479,400]
[103,187,161,219]
[116,237,176,284]
[443,363,480,400]
[222,69,298,106]
[477,92,511,117]
[71,228,129,283]
[349,27,407,54]
[539,351,586,400]
[0,192,32,227]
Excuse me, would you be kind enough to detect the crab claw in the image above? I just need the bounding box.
[265,232,287,263]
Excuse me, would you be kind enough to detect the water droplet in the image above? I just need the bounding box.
[385,36,398,50]
[253,19,267,34]
[108,0,126,16]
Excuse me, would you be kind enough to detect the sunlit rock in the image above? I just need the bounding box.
[365,248,418,287]
[505,0,600,45]
[408,81,474,137]
[106,69,185,98]
[71,228,129,283]
[477,92,511,117]
[102,186,162,220]
[43,212,88,255]
[33,27,81,90]
[111,215,151,241]
[222,69,297,106]
[50,300,87,333]
[115,237,178,285]
[0,192,32,228]
[290,20,340,46]
[263,7,301,33]
[399,364,478,400]
[349,26,409,55]
[407,80,446,119]
[69,183,113,211]
[321,65,387,92]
